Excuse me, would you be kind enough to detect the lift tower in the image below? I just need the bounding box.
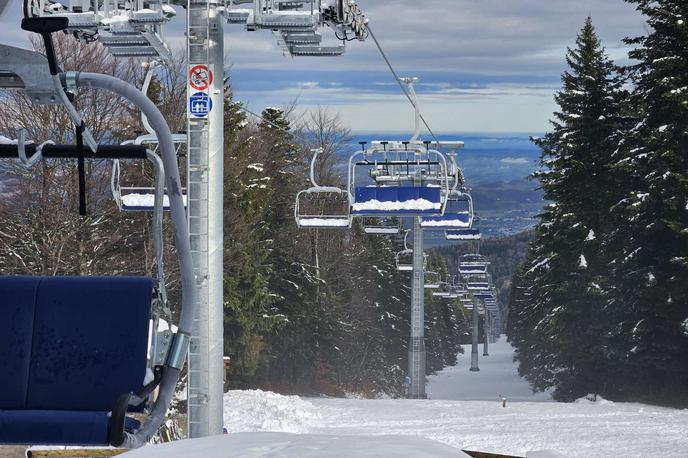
[186,0,225,438]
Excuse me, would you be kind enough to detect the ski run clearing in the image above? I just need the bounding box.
[124,338,687,457]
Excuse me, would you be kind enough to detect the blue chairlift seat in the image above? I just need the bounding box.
[420,211,471,229]
[351,186,442,216]
[0,276,153,446]
[445,227,481,241]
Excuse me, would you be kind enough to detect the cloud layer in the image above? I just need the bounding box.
[0,0,645,132]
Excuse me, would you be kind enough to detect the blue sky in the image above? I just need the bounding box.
[1,0,645,133]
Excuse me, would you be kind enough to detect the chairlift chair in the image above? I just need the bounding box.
[362,217,401,235]
[395,249,414,271]
[23,0,175,59]
[294,149,351,229]
[445,227,481,241]
[432,282,452,298]
[465,274,490,291]
[226,0,368,57]
[424,271,441,289]
[111,160,188,212]
[111,64,188,212]
[421,190,474,230]
[348,142,450,217]
[0,31,194,449]
[458,262,488,275]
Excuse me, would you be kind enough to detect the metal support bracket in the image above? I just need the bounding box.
[166,332,191,370]
[0,44,61,104]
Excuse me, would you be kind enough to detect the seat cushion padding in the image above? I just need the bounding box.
[0,410,110,445]
[0,277,41,409]
[27,276,153,411]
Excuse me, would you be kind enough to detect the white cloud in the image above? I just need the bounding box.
[500,157,532,165]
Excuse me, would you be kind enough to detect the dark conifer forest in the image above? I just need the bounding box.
[508,4,688,406]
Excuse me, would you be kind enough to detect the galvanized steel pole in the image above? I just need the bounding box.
[408,217,426,398]
[186,1,225,437]
[470,295,480,372]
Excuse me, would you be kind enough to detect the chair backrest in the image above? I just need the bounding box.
[0,276,152,412]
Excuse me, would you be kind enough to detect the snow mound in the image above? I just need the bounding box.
[122,432,469,457]
[574,394,614,405]
[527,451,570,458]
[223,390,322,434]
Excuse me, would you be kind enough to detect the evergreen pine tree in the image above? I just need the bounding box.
[606,0,688,402]
[511,18,628,400]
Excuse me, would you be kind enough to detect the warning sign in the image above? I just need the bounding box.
[189,65,213,91]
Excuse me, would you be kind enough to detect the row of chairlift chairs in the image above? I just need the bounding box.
[423,255,499,321]
[294,141,482,242]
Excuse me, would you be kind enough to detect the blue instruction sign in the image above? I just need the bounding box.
[189,92,212,118]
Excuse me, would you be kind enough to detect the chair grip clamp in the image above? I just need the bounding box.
[166,332,190,370]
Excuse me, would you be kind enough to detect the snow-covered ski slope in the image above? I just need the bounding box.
[125,338,688,457]
[427,336,552,401]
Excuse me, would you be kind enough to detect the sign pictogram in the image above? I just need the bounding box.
[189,65,213,91]
[189,92,213,118]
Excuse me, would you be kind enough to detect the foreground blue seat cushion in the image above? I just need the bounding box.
[0,410,110,445]
[0,277,40,409]
[27,276,153,411]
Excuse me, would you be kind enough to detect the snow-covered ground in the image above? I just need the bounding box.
[122,433,472,458]
[125,338,688,457]
[427,335,552,401]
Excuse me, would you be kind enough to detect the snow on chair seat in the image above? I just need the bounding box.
[362,217,401,235]
[351,186,442,216]
[121,191,188,212]
[420,211,471,229]
[466,280,490,291]
[297,217,351,228]
[445,228,481,241]
[458,263,488,274]
[0,276,153,446]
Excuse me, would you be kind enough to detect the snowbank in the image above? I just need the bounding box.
[121,432,470,457]
[223,390,322,434]
[574,394,614,405]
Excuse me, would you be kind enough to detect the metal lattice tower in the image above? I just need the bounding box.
[409,216,426,398]
[186,0,225,438]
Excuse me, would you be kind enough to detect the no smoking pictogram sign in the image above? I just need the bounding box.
[189,65,213,91]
